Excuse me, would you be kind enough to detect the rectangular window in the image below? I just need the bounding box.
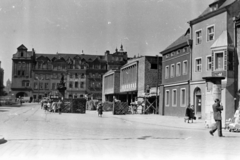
[75,73,78,79]
[39,83,43,90]
[215,52,224,70]
[170,64,175,77]
[150,64,157,69]
[81,74,85,79]
[183,61,188,75]
[172,89,177,106]
[165,66,169,79]
[70,74,73,79]
[176,62,181,76]
[52,83,55,90]
[45,83,48,89]
[207,25,214,41]
[196,30,202,45]
[207,56,212,71]
[180,88,186,107]
[165,90,170,106]
[80,82,84,88]
[75,82,78,88]
[34,82,38,89]
[195,58,202,72]
[69,82,73,88]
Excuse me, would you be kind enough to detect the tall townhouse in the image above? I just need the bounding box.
[118,56,162,105]
[189,0,240,124]
[160,29,192,116]
[11,44,128,101]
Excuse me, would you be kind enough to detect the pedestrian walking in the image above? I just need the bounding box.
[52,101,57,113]
[57,100,62,114]
[97,101,103,117]
[209,98,224,137]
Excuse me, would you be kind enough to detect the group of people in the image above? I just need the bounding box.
[41,99,62,114]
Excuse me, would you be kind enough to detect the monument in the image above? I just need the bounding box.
[57,74,67,99]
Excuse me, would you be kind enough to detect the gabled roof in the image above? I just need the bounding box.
[190,0,236,25]
[161,29,190,55]
[17,44,28,50]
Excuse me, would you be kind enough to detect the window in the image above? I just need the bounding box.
[170,64,175,77]
[52,83,55,90]
[165,66,169,79]
[195,58,202,72]
[34,82,38,89]
[21,52,24,57]
[214,52,224,70]
[80,82,84,88]
[207,26,214,41]
[69,82,73,88]
[177,50,180,55]
[75,82,78,88]
[176,62,181,76]
[75,73,78,78]
[165,54,169,58]
[45,83,49,89]
[183,47,187,53]
[150,64,157,69]
[171,52,175,57]
[207,56,212,71]
[196,30,202,45]
[39,83,43,89]
[172,89,177,106]
[81,73,85,79]
[180,88,186,107]
[69,74,73,79]
[165,90,170,106]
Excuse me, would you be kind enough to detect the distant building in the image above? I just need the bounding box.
[102,55,162,107]
[4,79,11,94]
[0,61,4,95]
[11,44,128,101]
[160,29,192,116]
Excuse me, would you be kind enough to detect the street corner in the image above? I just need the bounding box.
[0,136,7,145]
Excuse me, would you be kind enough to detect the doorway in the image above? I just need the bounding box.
[194,88,202,118]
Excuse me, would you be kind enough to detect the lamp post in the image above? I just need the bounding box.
[36,76,43,102]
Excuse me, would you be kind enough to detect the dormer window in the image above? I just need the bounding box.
[210,4,218,11]
[21,52,24,57]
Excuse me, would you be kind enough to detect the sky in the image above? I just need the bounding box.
[0,0,215,84]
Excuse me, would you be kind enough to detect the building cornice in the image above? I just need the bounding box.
[189,7,226,26]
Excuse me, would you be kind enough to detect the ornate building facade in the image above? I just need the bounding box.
[11,44,127,101]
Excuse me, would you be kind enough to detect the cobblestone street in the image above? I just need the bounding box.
[1,103,240,160]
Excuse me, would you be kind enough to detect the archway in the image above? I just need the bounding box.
[193,87,202,117]
[16,92,28,98]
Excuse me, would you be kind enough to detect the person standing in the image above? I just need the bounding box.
[57,100,62,114]
[209,98,224,137]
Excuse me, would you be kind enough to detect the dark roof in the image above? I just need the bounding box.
[190,0,235,24]
[161,29,190,54]
[35,53,106,62]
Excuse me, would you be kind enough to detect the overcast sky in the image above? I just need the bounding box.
[0,0,215,84]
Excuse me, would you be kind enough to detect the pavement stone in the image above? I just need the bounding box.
[0,103,240,160]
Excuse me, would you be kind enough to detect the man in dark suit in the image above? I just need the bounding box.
[209,98,224,137]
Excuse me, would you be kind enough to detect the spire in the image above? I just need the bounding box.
[120,44,124,52]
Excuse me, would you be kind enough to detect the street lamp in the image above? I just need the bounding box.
[36,76,44,102]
